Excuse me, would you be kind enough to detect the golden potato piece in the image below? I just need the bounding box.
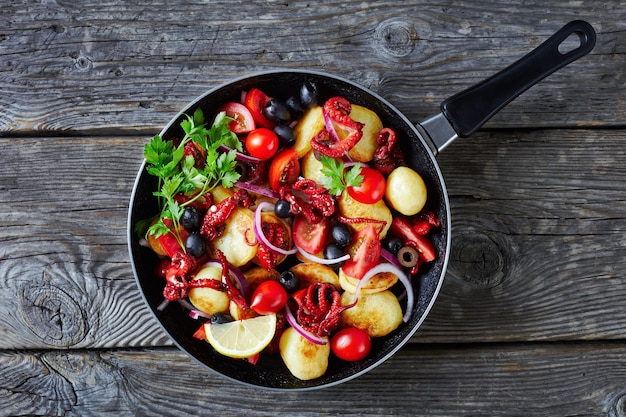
[188,265,230,315]
[207,206,258,267]
[338,267,398,294]
[228,301,258,321]
[347,104,383,162]
[341,290,403,338]
[279,327,330,380]
[301,149,326,185]
[338,191,392,239]
[290,262,341,290]
[243,266,280,291]
[293,105,324,158]
[385,166,427,216]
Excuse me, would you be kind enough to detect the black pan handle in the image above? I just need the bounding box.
[440,20,596,138]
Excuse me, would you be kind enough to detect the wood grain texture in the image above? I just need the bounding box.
[0,0,623,135]
[2,343,626,416]
[2,129,625,349]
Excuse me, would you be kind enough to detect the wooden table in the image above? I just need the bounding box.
[2,1,625,415]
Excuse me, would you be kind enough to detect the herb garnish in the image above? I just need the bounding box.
[139,109,242,251]
[319,155,363,196]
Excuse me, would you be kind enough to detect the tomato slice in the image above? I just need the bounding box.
[341,224,381,279]
[269,149,300,192]
[244,88,276,129]
[292,215,329,254]
[155,218,188,258]
[217,102,256,134]
[390,217,436,262]
[347,167,386,204]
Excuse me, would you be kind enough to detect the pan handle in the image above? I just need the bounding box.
[433,20,596,146]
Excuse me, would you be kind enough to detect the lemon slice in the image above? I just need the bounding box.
[204,313,277,358]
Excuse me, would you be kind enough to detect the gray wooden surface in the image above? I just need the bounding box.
[2,1,626,416]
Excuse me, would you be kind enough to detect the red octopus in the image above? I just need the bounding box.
[200,189,254,240]
[279,178,335,224]
[292,282,354,337]
[310,97,364,158]
[371,127,405,175]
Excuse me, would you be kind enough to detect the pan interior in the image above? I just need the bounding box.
[128,70,450,390]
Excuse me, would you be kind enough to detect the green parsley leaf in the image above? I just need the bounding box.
[319,155,363,196]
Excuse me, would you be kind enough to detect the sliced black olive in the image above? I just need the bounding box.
[279,270,300,293]
[397,246,419,267]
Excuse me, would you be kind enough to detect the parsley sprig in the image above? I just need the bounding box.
[319,155,363,196]
[139,108,242,251]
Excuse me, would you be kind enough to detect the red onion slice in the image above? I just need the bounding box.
[295,245,350,265]
[219,144,262,164]
[284,303,328,345]
[351,262,414,323]
[380,248,402,269]
[254,202,298,256]
[234,181,280,199]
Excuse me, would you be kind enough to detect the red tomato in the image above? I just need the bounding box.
[330,327,372,361]
[217,102,255,134]
[269,149,300,192]
[292,215,329,254]
[246,128,279,160]
[244,88,276,128]
[250,280,288,315]
[341,224,381,279]
[348,167,386,204]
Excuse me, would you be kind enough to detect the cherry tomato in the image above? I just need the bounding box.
[269,149,300,192]
[250,280,288,315]
[246,128,279,160]
[292,215,329,254]
[330,327,372,361]
[244,88,276,128]
[217,102,255,134]
[347,167,386,204]
[148,218,188,258]
[341,224,381,279]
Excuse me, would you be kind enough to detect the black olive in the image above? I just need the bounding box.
[279,270,300,293]
[383,236,403,255]
[185,233,206,258]
[274,124,296,148]
[262,98,291,123]
[210,312,233,325]
[285,95,304,119]
[300,81,318,108]
[324,243,346,267]
[274,199,292,218]
[181,206,201,232]
[330,223,352,248]
[397,246,419,267]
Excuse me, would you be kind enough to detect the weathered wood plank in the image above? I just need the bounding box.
[1,343,625,416]
[1,128,625,350]
[0,0,622,134]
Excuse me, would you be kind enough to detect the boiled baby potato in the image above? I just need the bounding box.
[188,265,230,315]
[385,166,427,216]
[338,267,397,294]
[301,149,326,185]
[279,327,330,380]
[338,191,392,239]
[244,266,280,291]
[293,105,324,158]
[346,104,383,162]
[340,290,402,338]
[207,206,258,267]
[290,262,341,290]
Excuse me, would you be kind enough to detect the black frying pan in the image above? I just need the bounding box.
[128,20,595,390]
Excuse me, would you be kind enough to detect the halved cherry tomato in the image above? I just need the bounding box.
[246,128,279,160]
[292,215,329,254]
[250,280,288,315]
[244,88,276,128]
[347,167,386,204]
[148,218,188,258]
[390,216,436,262]
[330,327,372,361]
[341,224,381,279]
[269,149,300,192]
[217,102,256,134]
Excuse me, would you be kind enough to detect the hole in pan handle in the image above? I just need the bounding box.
[438,20,596,140]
